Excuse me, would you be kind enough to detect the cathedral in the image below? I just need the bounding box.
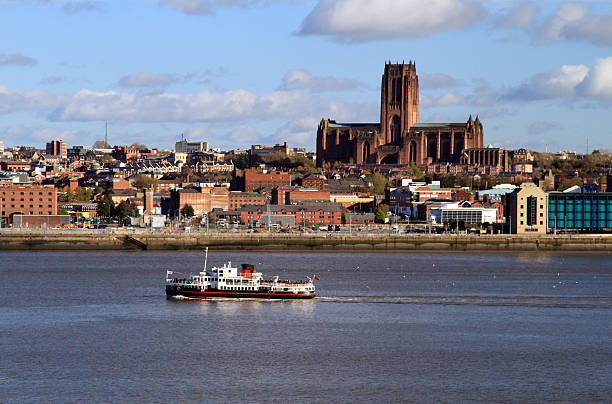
[316,61,508,170]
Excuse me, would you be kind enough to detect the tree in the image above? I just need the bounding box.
[440,174,456,188]
[375,203,389,223]
[115,201,132,220]
[181,204,195,218]
[127,203,140,217]
[93,140,110,148]
[96,194,115,219]
[133,174,159,191]
[131,142,148,151]
[370,173,389,195]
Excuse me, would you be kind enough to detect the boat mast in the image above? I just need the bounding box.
[204,247,208,273]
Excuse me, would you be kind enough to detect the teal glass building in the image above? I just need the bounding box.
[548,187,612,231]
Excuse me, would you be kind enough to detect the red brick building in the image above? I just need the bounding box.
[451,188,474,202]
[300,174,326,190]
[238,168,291,192]
[46,140,67,159]
[240,202,343,226]
[112,146,141,161]
[228,191,267,210]
[0,185,58,224]
[272,187,331,205]
[163,186,230,216]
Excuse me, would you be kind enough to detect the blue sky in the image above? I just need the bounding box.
[1,0,611,153]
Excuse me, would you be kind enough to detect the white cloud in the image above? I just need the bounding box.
[539,3,612,46]
[0,53,37,66]
[577,57,612,98]
[503,64,589,100]
[227,125,262,143]
[0,85,65,114]
[39,76,65,85]
[529,121,560,135]
[419,73,458,89]
[159,0,303,15]
[63,1,106,14]
[298,0,486,42]
[496,2,539,29]
[274,117,320,146]
[279,69,360,93]
[2,124,82,146]
[159,0,260,15]
[118,72,175,88]
[421,92,466,107]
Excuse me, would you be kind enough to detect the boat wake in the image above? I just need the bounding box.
[316,295,611,308]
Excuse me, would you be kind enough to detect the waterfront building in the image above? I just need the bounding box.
[548,186,612,232]
[228,191,267,211]
[272,186,331,205]
[0,184,58,226]
[504,182,548,234]
[239,202,343,226]
[430,202,498,225]
[163,186,230,217]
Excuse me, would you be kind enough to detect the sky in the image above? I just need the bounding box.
[0,0,611,153]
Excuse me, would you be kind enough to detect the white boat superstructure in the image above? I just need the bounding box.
[165,253,316,299]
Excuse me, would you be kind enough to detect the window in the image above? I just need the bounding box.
[526,196,538,226]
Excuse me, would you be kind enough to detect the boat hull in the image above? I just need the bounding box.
[166,286,316,300]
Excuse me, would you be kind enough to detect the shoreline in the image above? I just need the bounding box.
[1,230,611,252]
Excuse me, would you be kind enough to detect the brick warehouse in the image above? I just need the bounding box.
[0,185,58,225]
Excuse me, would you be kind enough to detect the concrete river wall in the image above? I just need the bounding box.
[1,230,611,252]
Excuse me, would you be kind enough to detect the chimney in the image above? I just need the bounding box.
[144,188,153,214]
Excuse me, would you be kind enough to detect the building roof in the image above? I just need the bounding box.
[328,122,380,129]
[411,123,468,129]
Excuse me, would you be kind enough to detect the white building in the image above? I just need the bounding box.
[175,139,208,154]
[430,202,498,225]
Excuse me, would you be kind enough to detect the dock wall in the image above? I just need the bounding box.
[1,231,611,252]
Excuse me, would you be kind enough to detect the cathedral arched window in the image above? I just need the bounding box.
[390,115,400,143]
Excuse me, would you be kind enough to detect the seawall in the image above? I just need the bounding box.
[1,231,611,252]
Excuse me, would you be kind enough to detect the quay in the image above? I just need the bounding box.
[1,229,611,252]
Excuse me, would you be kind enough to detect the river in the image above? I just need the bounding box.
[1,251,610,403]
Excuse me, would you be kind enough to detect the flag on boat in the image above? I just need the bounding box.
[167,270,173,275]
[314,275,320,280]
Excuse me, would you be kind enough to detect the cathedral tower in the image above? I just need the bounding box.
[380,61,419,145]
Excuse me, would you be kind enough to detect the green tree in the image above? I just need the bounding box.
[181,204,195,218]
[133,174,159,191]
[370,173,389,195]
[440,174,456,188]
[114,201,132,220]
[96,193,115,219]
[127,203,140,217]
[375,203,389,223]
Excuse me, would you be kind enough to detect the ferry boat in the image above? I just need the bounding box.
[165,250,317,299]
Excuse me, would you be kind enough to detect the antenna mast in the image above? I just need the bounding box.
[204,247,208,273]
[105,121,108,147]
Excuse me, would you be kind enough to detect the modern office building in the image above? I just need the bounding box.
[548,186,612,232]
